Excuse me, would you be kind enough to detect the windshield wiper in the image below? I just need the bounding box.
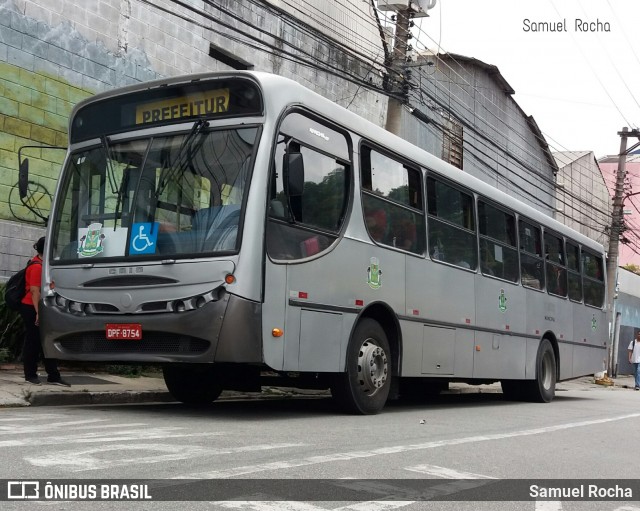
[112,165,131,231]
[100,135,119,195]
[155,119,209,200]
[99,135,129,230]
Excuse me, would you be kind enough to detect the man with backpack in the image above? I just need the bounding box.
[20,237,70,386]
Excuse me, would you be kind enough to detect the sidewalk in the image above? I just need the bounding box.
[0,364,636,408]
[0,365,173,408]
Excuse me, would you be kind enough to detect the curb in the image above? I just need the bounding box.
[27,391,175,407]
[1,377,633,408]
[21,386,495,408]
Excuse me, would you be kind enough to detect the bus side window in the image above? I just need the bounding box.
[426,176,476,269]
[519,219,544,290]
[360,146,425,254]
[566,241,583,302]
[583,251,605,307]
[478,200,518,282]
[266,127,349,261]
[544,232,567,297]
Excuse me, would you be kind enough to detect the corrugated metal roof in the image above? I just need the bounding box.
[438,53,516,94]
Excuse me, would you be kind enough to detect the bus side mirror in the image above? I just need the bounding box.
[19,157,29,199]
[284,152,304,197]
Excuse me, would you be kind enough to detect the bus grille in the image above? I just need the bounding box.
[58,332,210,354]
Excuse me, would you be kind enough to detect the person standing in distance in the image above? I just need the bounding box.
[20,237,70,386]
[628,330,640,391]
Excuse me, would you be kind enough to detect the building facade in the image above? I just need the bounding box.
[553,151,611,249]
[613,267,640,376]
[406,53,558,217]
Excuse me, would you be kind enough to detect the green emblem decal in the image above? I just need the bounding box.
[78,222,105,257]
[367,257,382,289]
[591,315,597,331]
[498,289,507,312]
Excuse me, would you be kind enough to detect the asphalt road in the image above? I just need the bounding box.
[1,388,640,510]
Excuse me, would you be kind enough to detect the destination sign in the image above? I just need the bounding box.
[135,89,230,124]
[70,78,262,143]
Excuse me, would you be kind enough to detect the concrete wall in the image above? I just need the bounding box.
[553,151,610,247]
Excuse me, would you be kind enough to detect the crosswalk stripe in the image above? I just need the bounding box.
[0,428,225,447]
[26,443,306,471]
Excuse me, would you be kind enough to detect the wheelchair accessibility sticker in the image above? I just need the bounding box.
[130,223,159,255]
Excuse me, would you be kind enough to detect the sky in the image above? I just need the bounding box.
[412,0,640,160]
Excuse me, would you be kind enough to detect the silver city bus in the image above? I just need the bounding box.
[35,71,607,414]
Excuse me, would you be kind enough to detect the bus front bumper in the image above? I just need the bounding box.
[40,293,263,364]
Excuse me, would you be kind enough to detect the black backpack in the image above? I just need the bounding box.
[4,260,40,311]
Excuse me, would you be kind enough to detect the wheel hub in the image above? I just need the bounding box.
[357,339,388,395]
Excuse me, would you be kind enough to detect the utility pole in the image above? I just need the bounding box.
[384,7,411,135]
[607,127,640,376]
[382,1,436,135]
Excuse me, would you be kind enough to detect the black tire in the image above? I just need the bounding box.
[525,339,557,403]
[163,364,223,404]
[331,318,391,414]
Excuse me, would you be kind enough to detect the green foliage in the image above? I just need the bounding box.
[0,282,25,362]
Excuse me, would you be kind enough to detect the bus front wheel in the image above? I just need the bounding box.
[331,318,391,415]
[163,364,223,404]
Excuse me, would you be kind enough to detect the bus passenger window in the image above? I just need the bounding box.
[519,219,544,290]
[583,251,605,307]
[266,124,350,261]
[478,200,518,282]
[544,232,567,297]
[427,176,476,269]
[566,241,582,301]
[360,146,425,254]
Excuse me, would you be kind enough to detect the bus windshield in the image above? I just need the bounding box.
[50,125,259,262]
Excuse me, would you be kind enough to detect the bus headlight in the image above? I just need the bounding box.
[68,301,84,313]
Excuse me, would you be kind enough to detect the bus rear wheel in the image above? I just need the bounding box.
[331,318,391,415]
[163,364,223,404]
[525,339,556,402]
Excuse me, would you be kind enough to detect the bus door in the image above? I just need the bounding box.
[264,117,351,372]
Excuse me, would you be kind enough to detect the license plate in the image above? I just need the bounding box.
[106,324,142,340]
